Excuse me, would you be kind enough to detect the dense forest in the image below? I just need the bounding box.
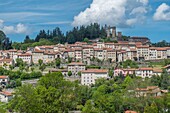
[7,72,170,113]
[0,23,107,50]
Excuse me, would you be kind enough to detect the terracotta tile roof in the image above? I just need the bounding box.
[0,91,12,96]
[74,48,82,51]
[8,49,17,52]
[129,48,137,52]
[68,62,85,66]
[123,68,137,71]
[82,69,108,73]
[156,48,167,51]
[150,47,157,50]
[153,68,163,73]
[136,86,159,91]
[18,53,32,56]
[17,50,23,53]
[0,76,8,79]
[136,45,149,48]
[94,48,103,51]
[83,46,94,49]
[139,67,153,71]
[161,90,168,93]
[33,48,44,53]
[163,64,170,68]
[147,86,159,90]
[125,110,138,113]
[135,88,148,91]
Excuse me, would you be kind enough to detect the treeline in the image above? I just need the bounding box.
[7,71,170,113]
[0,30,12,50]
[10,23,107,50]
[152,40,170,47]
[33,23,106,44]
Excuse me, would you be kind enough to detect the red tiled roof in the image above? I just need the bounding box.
[153,68,162,73]
[68,62,85,66]
[8,49,17,52]
[0,76,8,79]
[136,86,159,91]
[0,91,12,96]
[164,64,170,68]
[139,67,153,71]
[18,53,32,56]
[123,68,137,71]
[125,110,138,113]
[94,48,103,51]
[156,48,167,51]
[136,45,149,48]
[33,48,44,53]
[82,69,108,73]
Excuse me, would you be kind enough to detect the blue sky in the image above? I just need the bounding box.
[0,0,170,42]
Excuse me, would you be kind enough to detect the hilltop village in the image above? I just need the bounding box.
[0,27,170,113]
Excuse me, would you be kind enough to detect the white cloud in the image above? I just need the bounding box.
[72,0,149,27]
[153,3,170,21]
[130,6,147,15]
[0,19,4,27]
[16,23,28,34]
[33,21,71,25]
[137,0,148,5]
[0,19,28,34]
[126,18,137,26]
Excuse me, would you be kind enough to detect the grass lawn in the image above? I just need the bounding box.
[0,102,7,113]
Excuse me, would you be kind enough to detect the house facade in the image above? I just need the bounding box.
[67,62,86,76]
[81,69,108,86]
[0,91,13,103]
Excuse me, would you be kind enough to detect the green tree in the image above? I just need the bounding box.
[0,30,6,50]
[83,38,89,43]
[19,65,25,72]
[31,67,35,72]
[78,71,81,77]
[144,102,158,113]
[55,58,61,68]
[82,100,99,113]
[38,59,43,66]
[9,65,14,70]
[108,69,113,78]
[8,84,42,113]
[161,70,170,89]
[68,71,72,77]
[15,79,22,87]
[16,58,24,67]
[39,64,46,72]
